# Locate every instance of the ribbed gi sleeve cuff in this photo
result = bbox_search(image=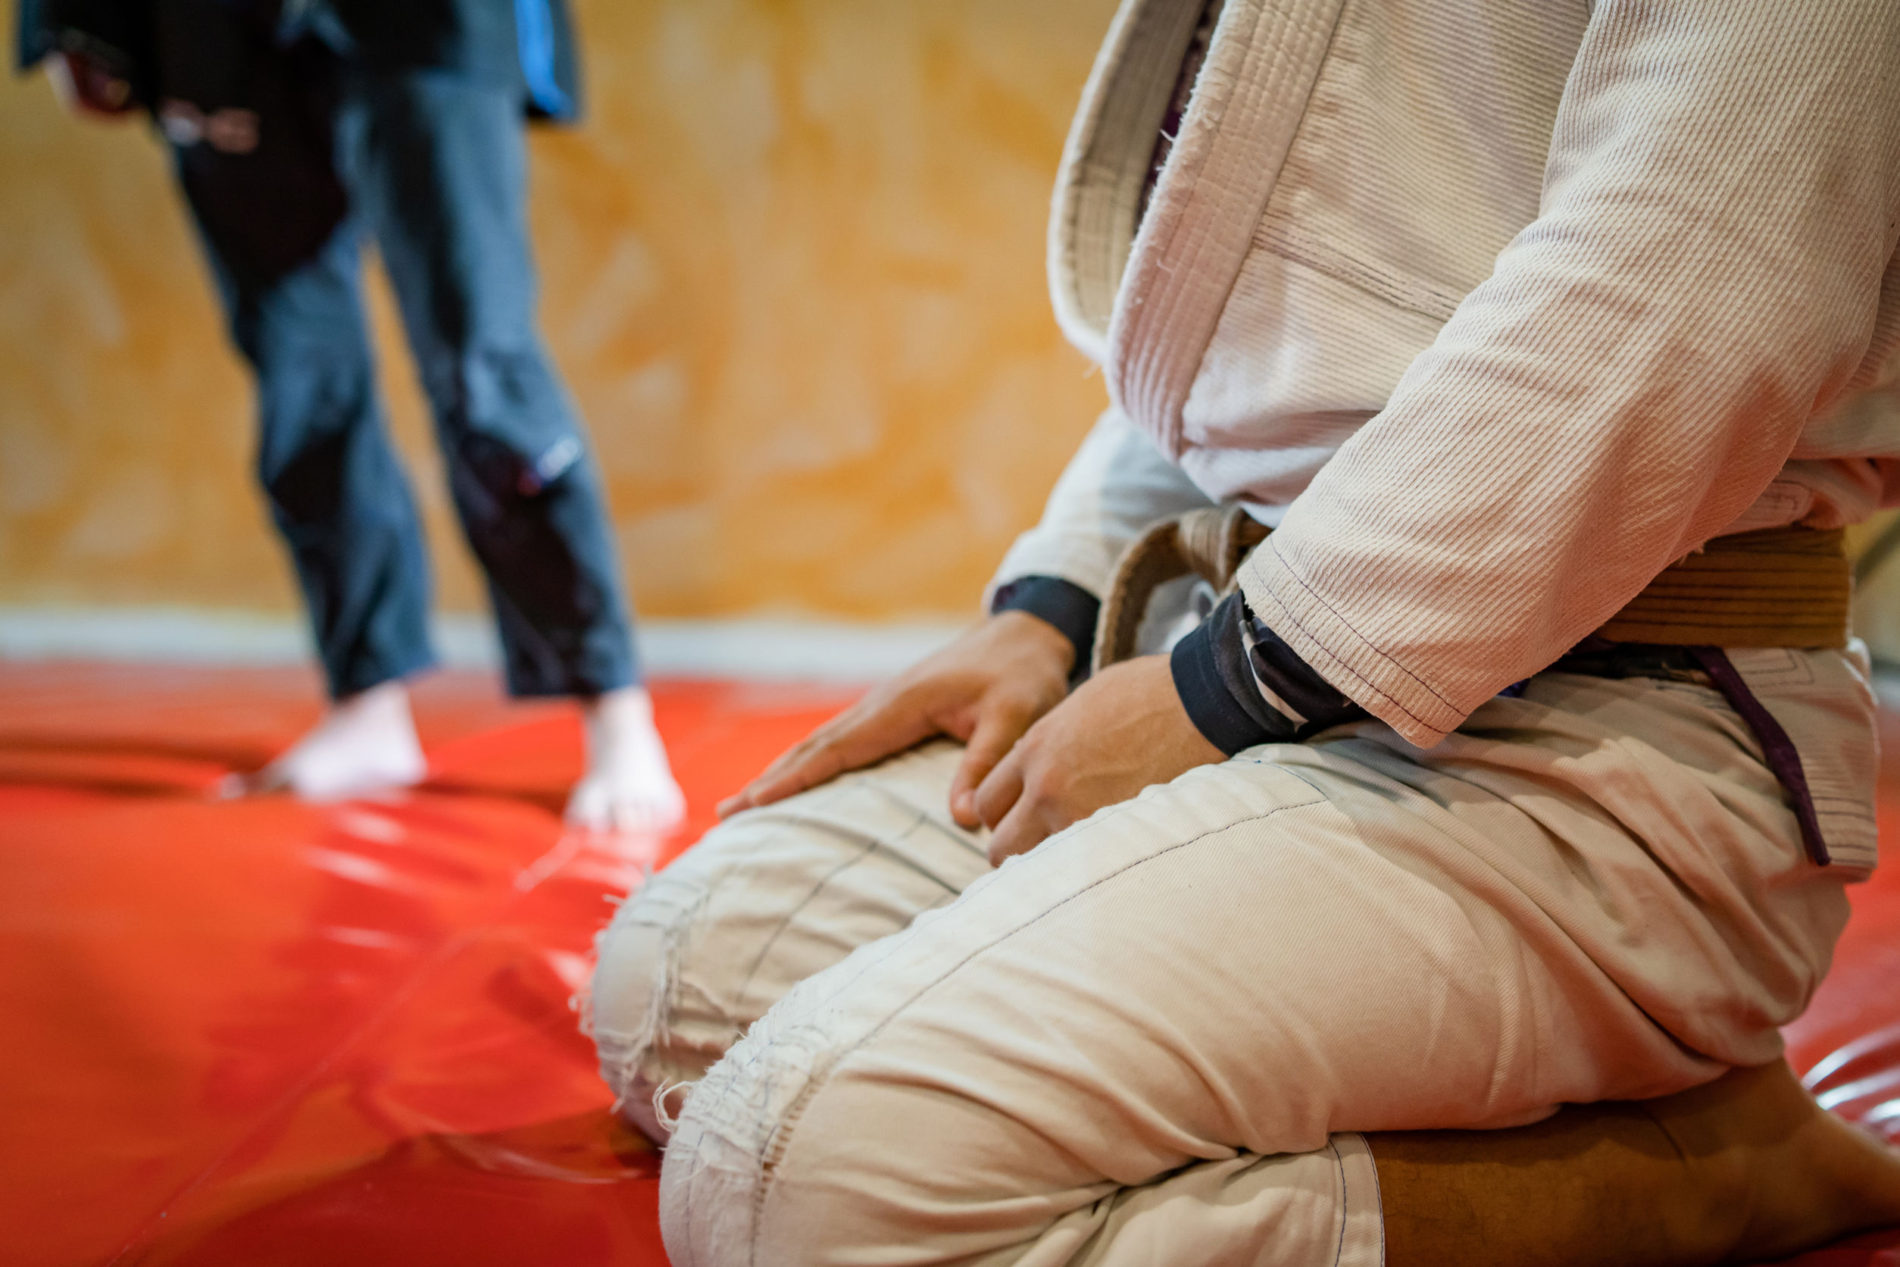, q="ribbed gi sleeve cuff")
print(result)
[1171,602,1286,755]
[1237,539,1463,746]
[989,575,1101,682]
[1172,592,1367,755]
